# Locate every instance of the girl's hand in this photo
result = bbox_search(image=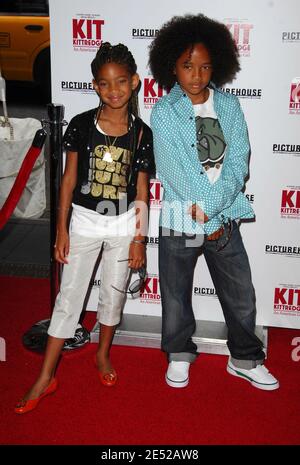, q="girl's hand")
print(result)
[128,242,146,270]
[188,204,209,223]
[54,230,70,264]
